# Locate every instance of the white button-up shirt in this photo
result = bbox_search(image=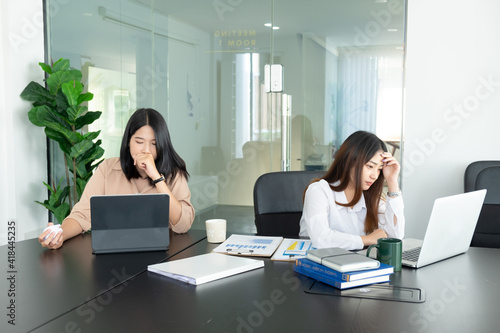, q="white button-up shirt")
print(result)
[299,179,405,250]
